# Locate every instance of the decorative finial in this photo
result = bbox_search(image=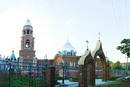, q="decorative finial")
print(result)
[86,40,89,50]
[67,36,69,42]
[12,50,14,53]
[67,36,69,43]
[44,54,47,59]
[106,51,109,62]
[106,51,107,56]
[98,32,101,40]
[25,19,31,25]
